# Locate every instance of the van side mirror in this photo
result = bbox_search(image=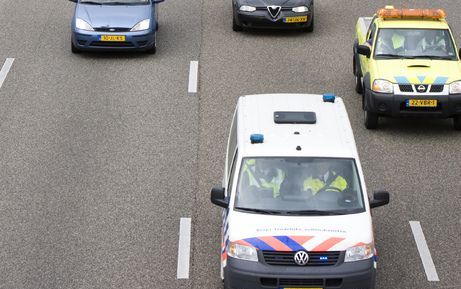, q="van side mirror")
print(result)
[211,187,229,208]
[370,190,390,208]
[357,45,371,58]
